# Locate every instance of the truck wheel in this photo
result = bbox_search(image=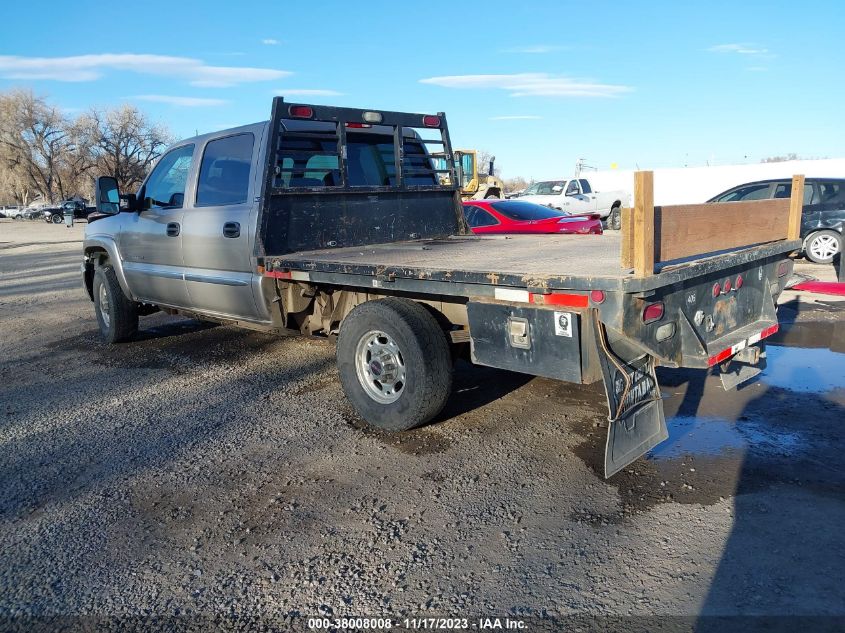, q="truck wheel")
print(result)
[51,214,63,224]
[337,297,452,431]
[93,265,138,343]
[608,205,622,231]
[805,230,841,264]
